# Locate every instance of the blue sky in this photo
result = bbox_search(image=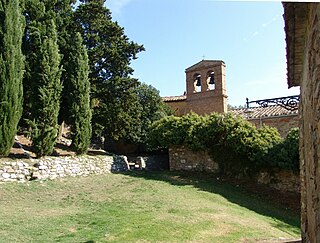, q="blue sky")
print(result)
[106,0,300,106]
